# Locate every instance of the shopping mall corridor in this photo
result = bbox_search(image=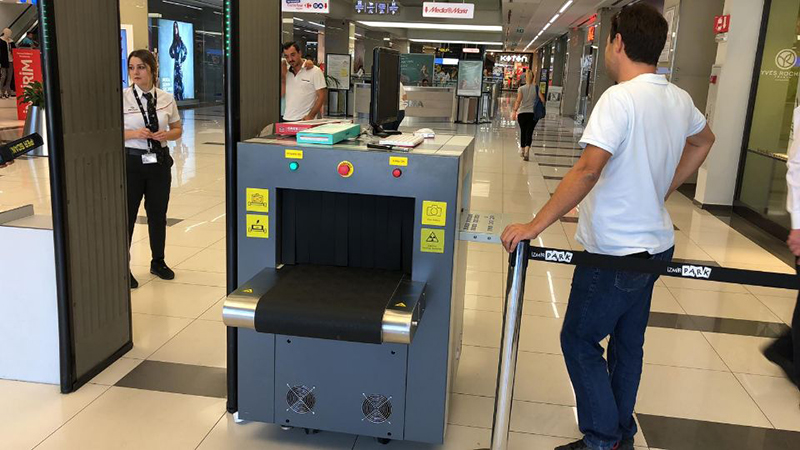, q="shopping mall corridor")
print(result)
[1,96,799,450]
